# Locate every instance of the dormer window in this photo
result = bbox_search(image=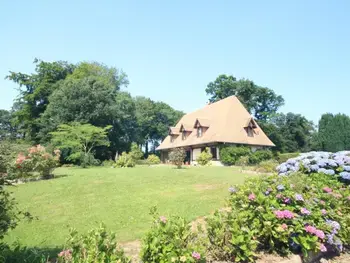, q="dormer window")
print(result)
[197,127,203,137]
[247,127,254,137]
[182,131,187,140]
[244,118,257,137]
[170,136,175,142]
